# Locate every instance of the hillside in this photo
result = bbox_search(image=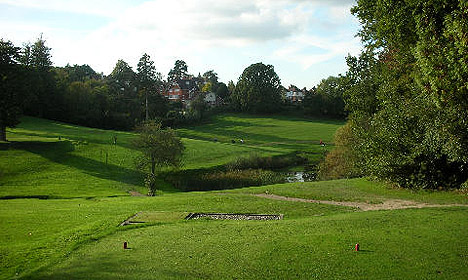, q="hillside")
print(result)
[0,116,466,279]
